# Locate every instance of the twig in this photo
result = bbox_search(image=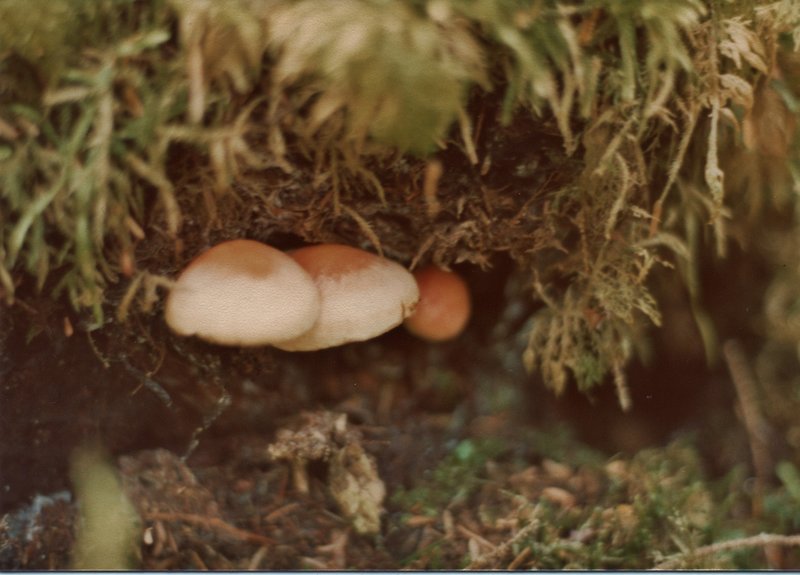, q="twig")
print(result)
[341,204,383,257]
[465,519,540,570]
[457,107,479,166]
[722,340,774,516]
[654,533,800,570]
[423,159,443,219]
[457,524,495,551]
[247,546,269,571]
[187,549,208,571]
[507,545,532,570]
[144,511,273,547]
[264,502,300,523]
[86,330,111,369]
[456,525,497,550]
[612,358,632,412]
